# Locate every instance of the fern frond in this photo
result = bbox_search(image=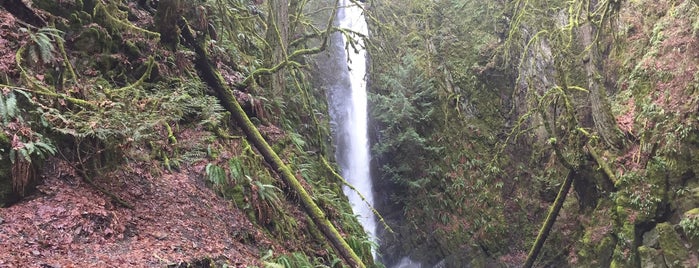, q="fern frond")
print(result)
[206,163,227,186]
[37,27,65,41]
[0,92,19,124]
